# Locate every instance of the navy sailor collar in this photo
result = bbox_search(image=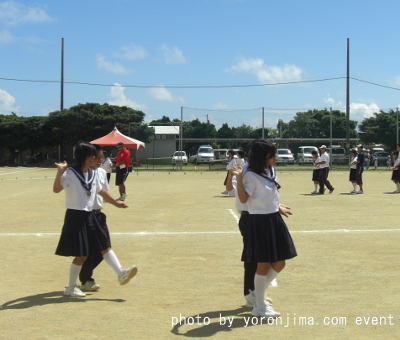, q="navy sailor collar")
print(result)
[69,165,96,196]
